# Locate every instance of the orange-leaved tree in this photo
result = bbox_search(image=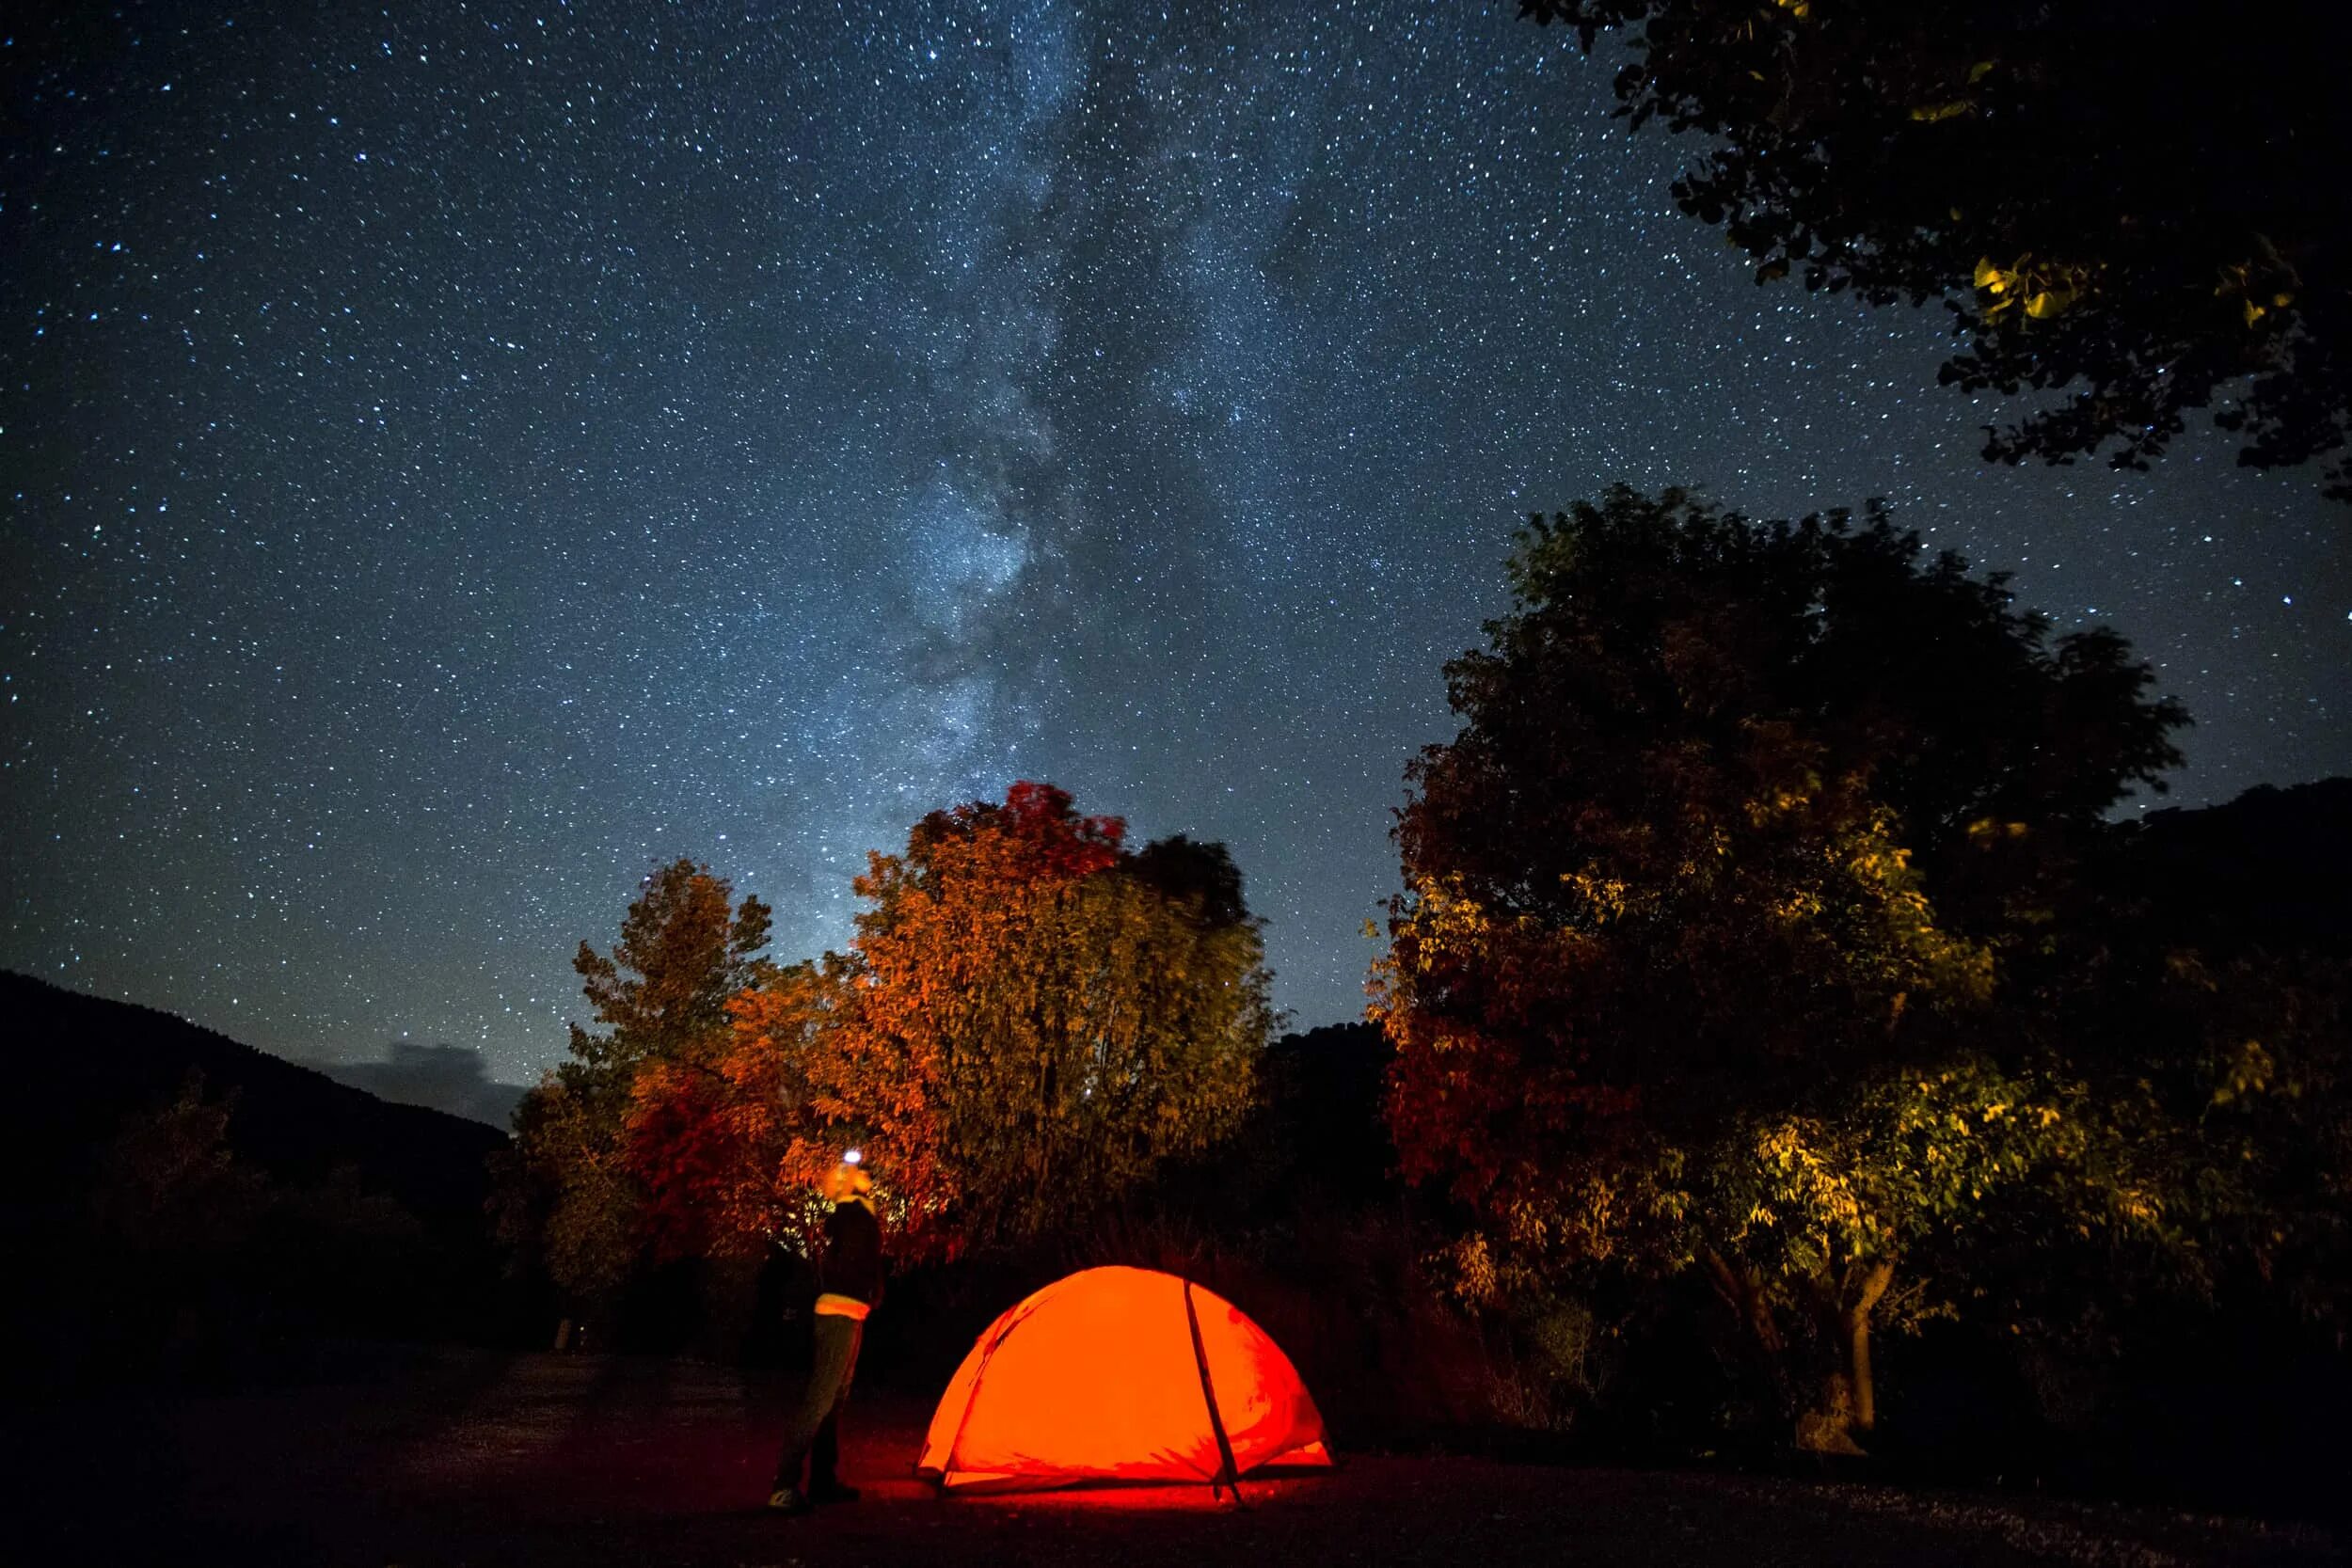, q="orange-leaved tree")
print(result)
[724,782,1275,1259]
[523,789,1275,1271]
[501,860,773,1295]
